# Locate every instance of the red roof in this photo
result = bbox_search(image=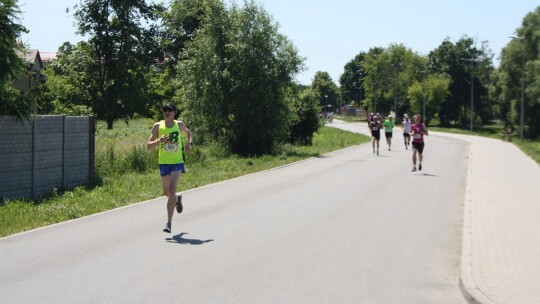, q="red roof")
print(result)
[40,52,57,62]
